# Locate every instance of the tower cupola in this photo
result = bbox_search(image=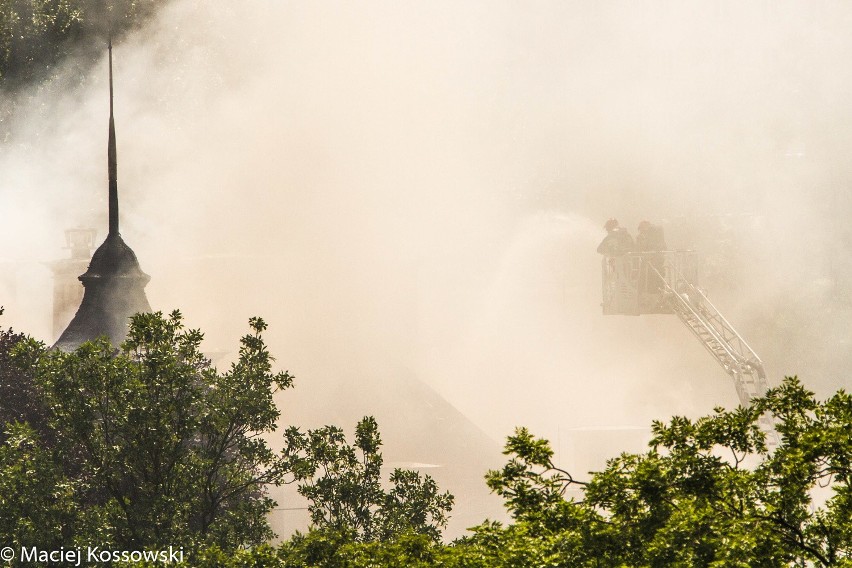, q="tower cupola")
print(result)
[53,44,151,351]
